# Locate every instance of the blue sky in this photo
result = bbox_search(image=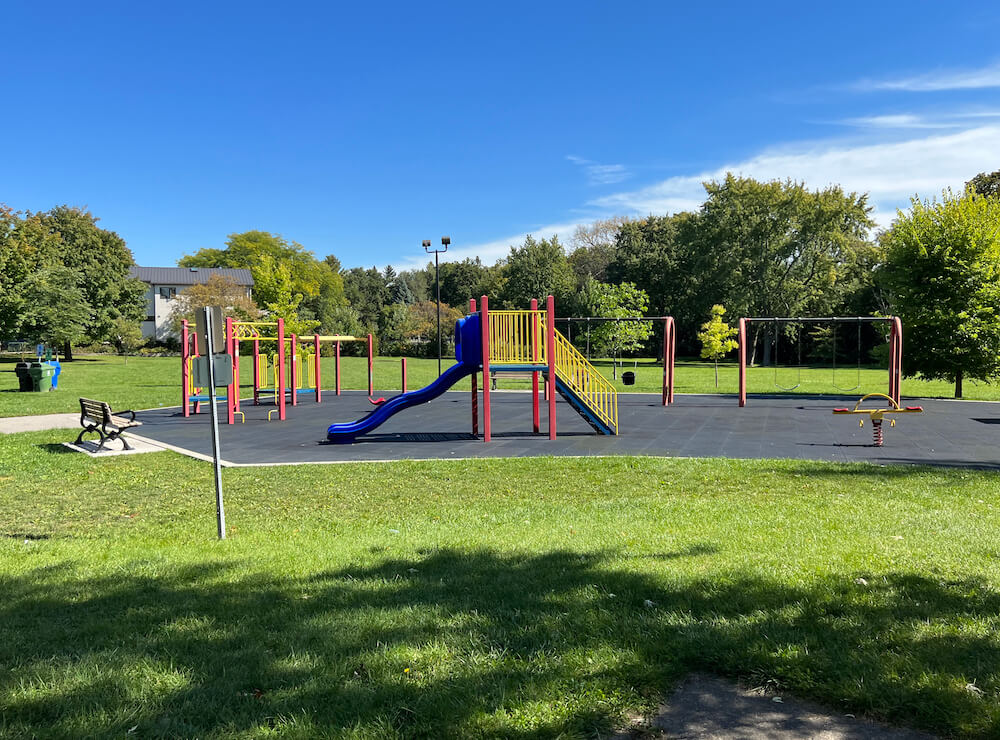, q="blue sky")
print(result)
[3,2,999,271]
